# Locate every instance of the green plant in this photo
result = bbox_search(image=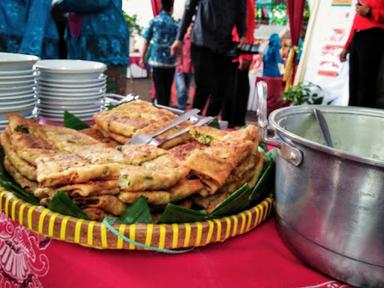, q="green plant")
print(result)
[282,82,323,105]
[123,12,143,37]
